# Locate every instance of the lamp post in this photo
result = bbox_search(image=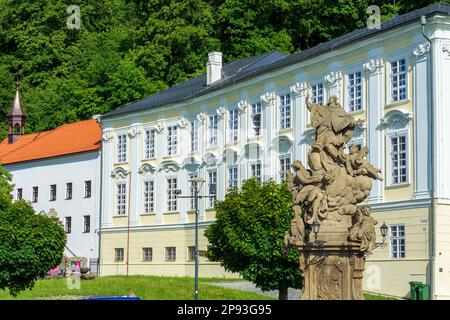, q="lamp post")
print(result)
[175,176,215,300]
